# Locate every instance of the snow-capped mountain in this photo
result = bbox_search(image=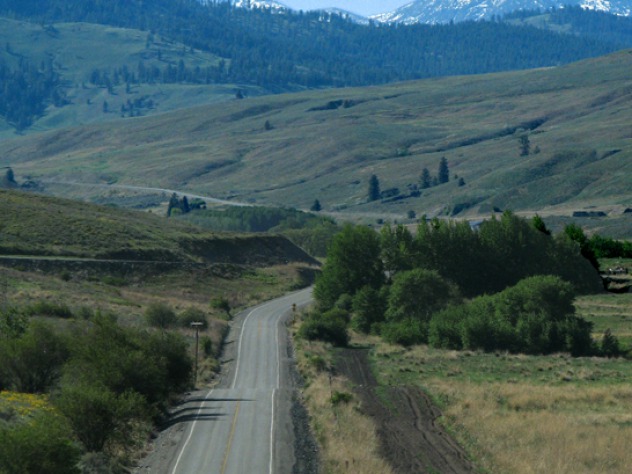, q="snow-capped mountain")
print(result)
[233,0,288,12]
[372,0,632,24]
